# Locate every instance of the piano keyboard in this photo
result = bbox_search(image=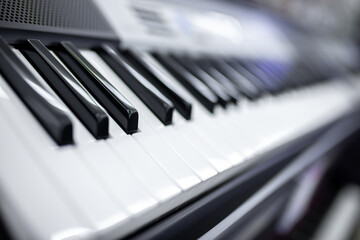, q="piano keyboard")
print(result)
[0,0,360,239]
